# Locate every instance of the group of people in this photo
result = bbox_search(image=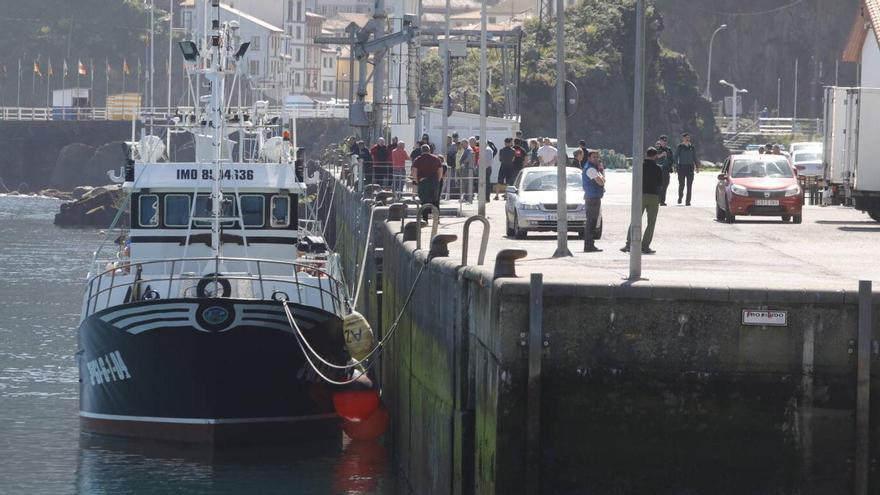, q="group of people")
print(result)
[580,132,700,254]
